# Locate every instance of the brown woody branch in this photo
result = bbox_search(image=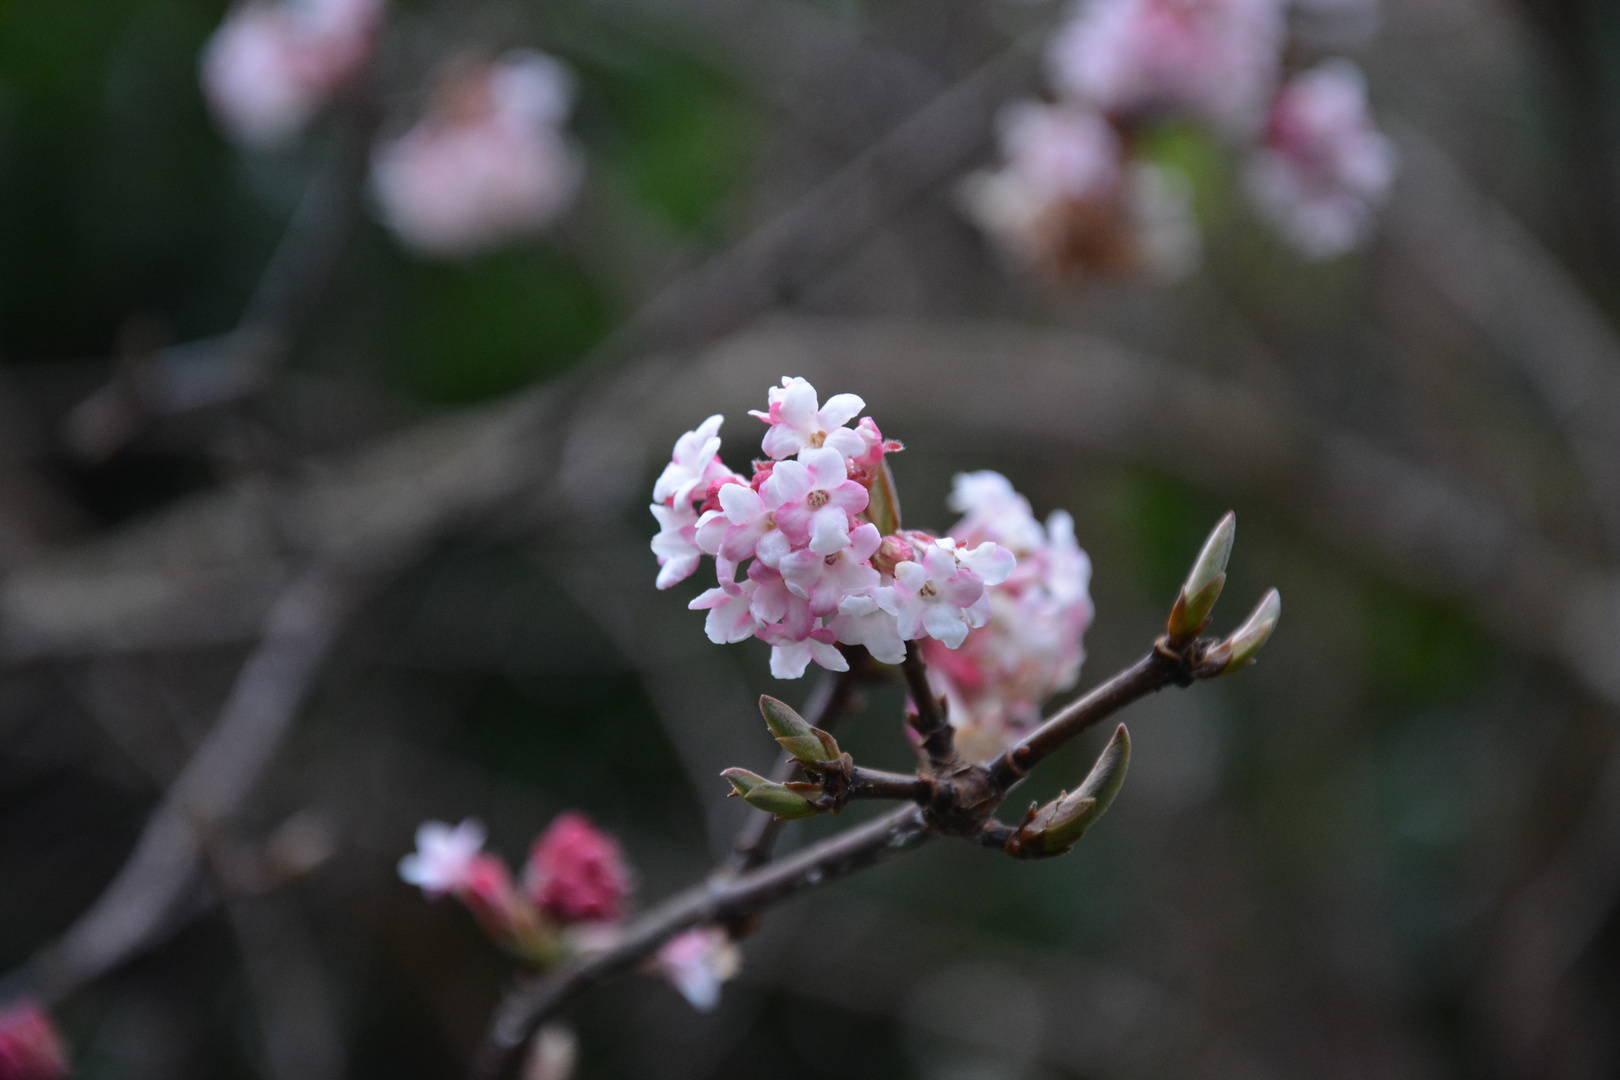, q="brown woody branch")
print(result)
[901,642,958,770]
[987,646,1185,792]
[473,629,1228,1079]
